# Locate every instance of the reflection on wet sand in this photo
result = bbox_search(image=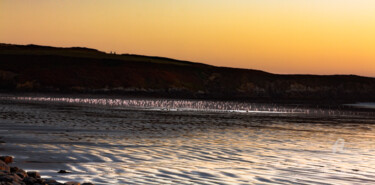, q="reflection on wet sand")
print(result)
[1,97,375,184]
